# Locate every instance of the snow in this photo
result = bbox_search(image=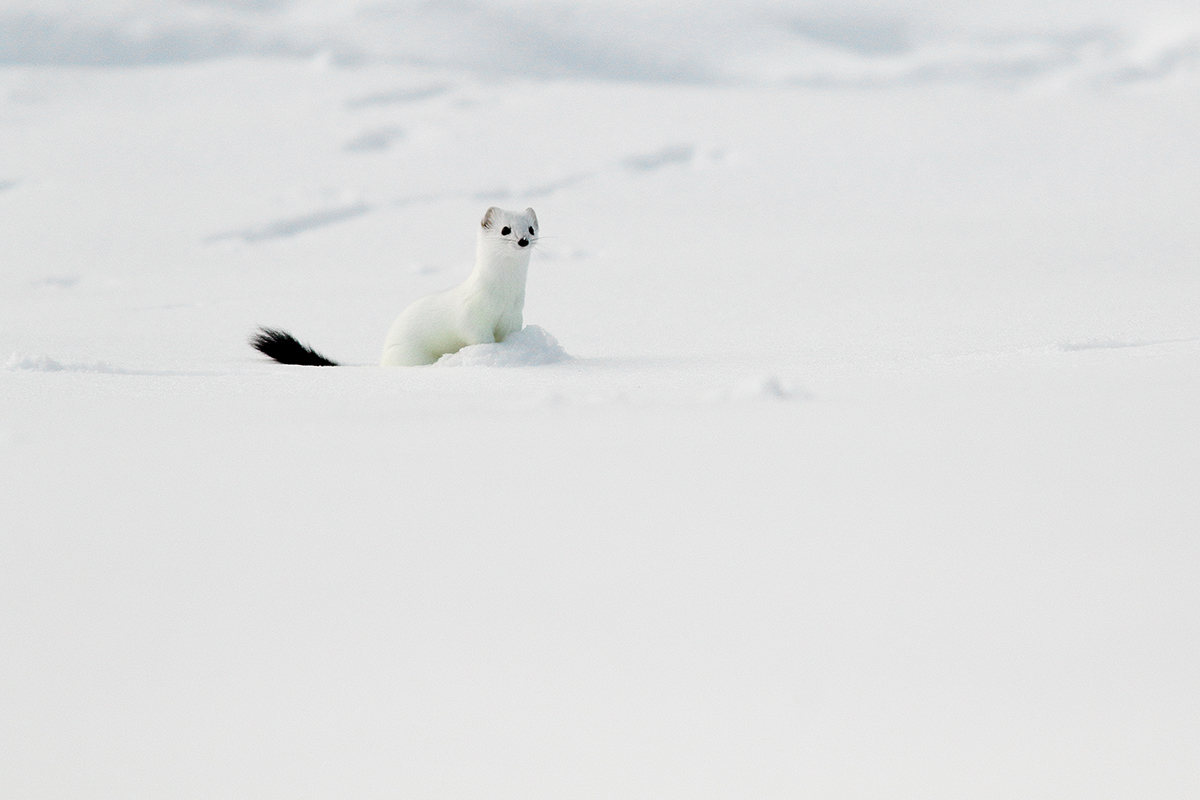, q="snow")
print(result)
[723,374,806,401]
[5,353,125,372]
[435,325,572,367]
[2,1,1200,798]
